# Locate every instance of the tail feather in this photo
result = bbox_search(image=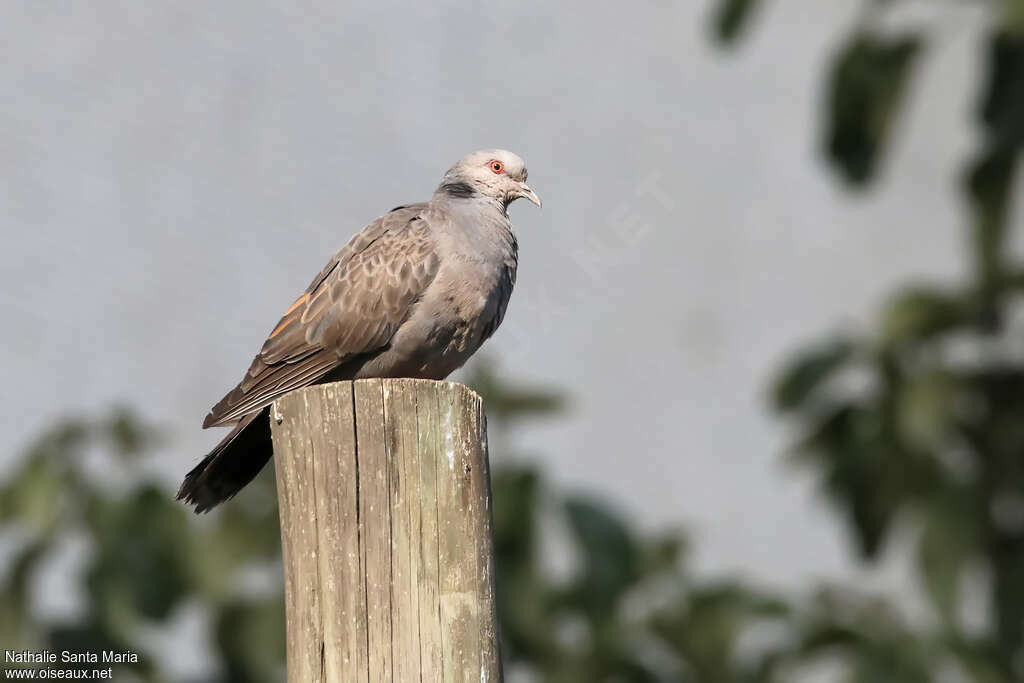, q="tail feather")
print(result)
[177,407,273,513]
